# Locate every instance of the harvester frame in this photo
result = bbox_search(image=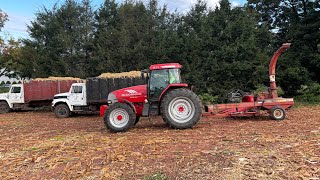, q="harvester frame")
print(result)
[202,43,294,120]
